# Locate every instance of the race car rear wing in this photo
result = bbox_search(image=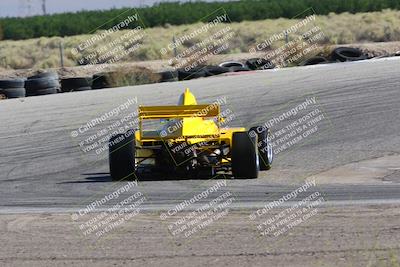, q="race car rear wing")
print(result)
[138,104,220,119]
